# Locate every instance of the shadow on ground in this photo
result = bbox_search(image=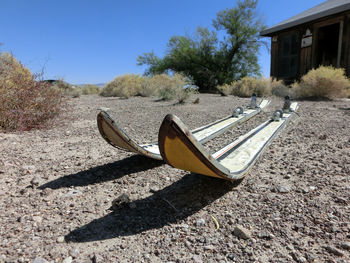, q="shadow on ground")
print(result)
[39,155,163,190]
[65,174,241,242]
